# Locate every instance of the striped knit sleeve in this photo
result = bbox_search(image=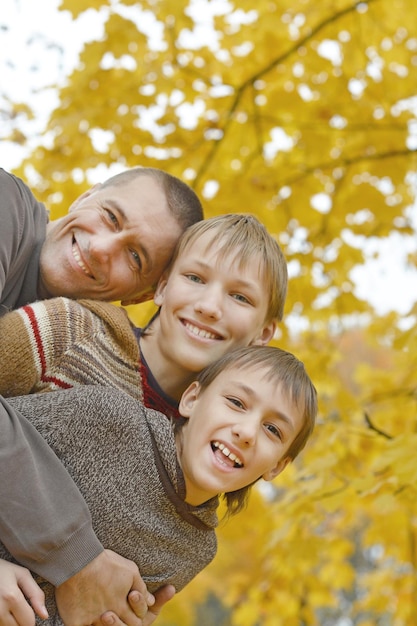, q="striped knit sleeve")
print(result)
[0,305,40,396]
[0,297,98,397]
